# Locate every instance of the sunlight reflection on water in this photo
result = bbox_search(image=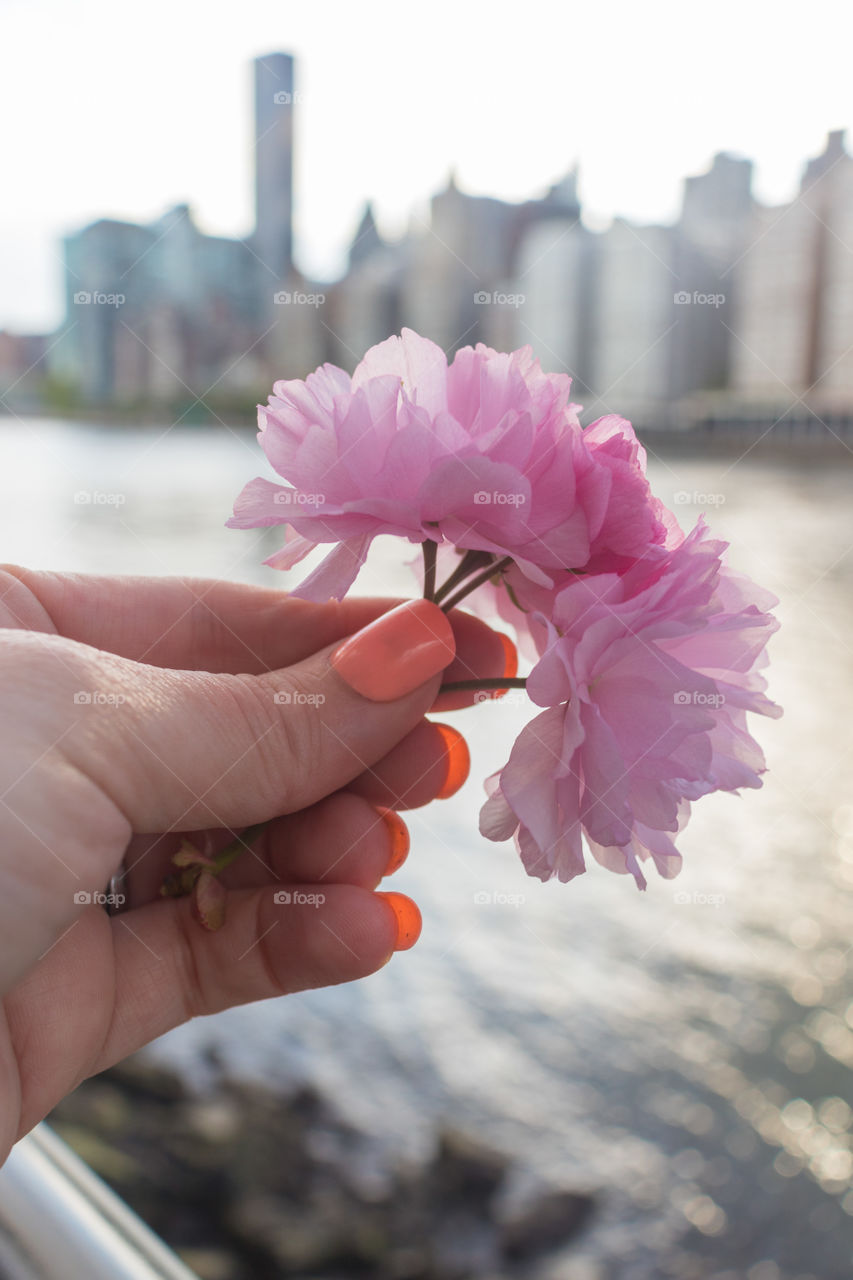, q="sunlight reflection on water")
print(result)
[3,419,852,1276]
